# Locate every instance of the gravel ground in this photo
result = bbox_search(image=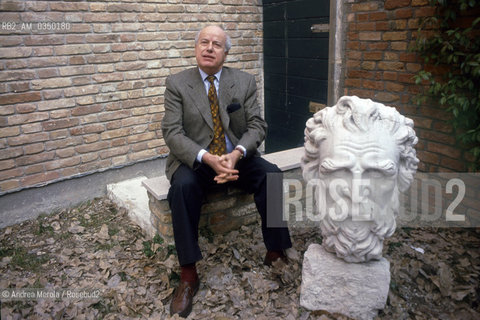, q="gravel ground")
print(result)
[0,197,479,319]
